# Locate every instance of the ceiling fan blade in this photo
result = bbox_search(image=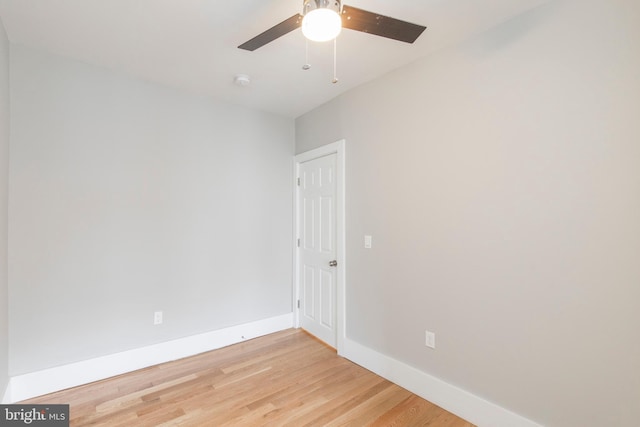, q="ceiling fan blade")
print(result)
[341,5,426,44]
[238,14,303,51]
